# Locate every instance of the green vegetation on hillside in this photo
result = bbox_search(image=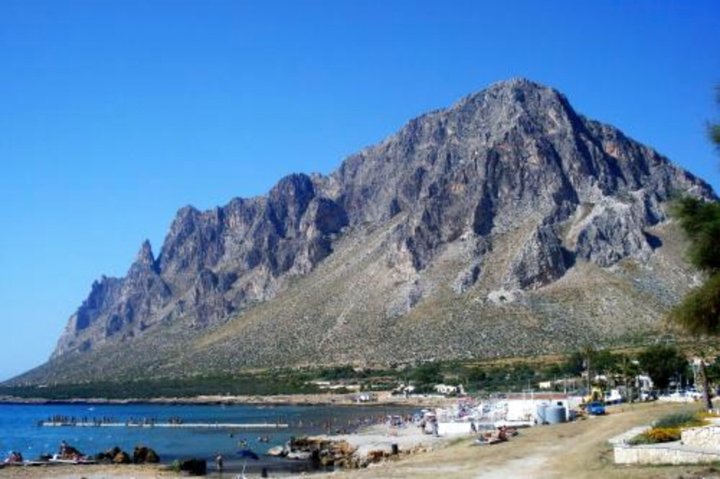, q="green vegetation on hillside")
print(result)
[0,371,321,400]
[2,342,716,400]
